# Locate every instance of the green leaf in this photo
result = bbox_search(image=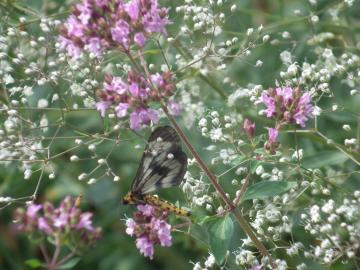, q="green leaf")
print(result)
[302,151,348,168]
[197,215,220,225]
[250,160,261,174]
[25,259,43,268]
[207,215,234,265]
[230,155,246,166]
[242,181,297,201]
[57,257,81,270]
